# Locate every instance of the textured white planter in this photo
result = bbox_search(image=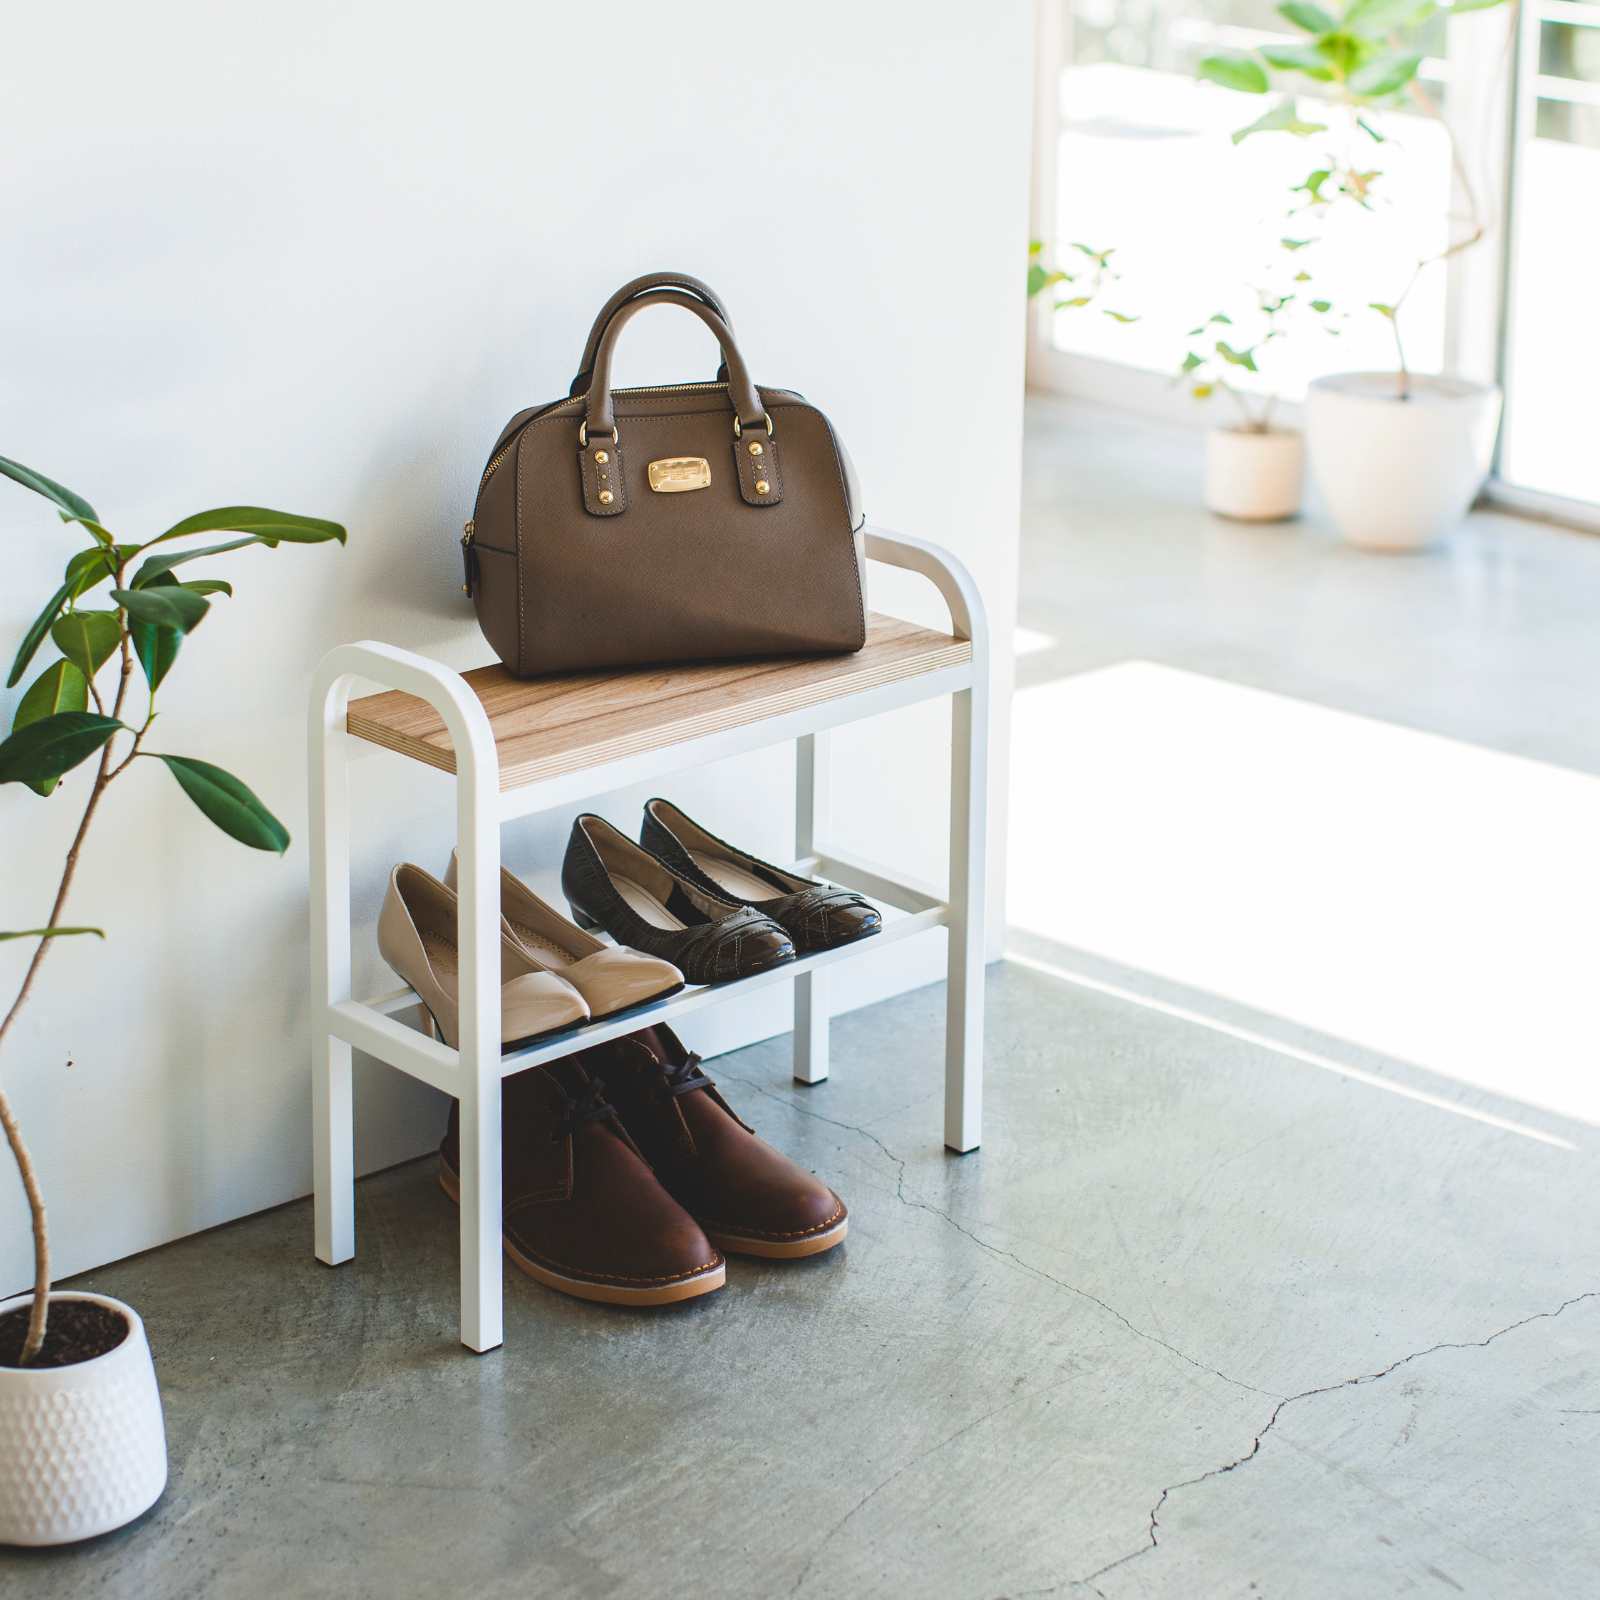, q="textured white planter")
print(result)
[1306,371,1502,551]
[1204,426,1304,522]
[0,1292,167,1545]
